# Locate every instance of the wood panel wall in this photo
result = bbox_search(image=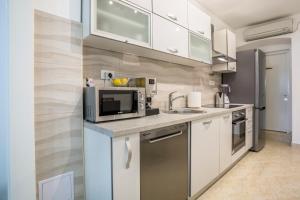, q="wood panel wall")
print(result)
[34,11,84,200]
